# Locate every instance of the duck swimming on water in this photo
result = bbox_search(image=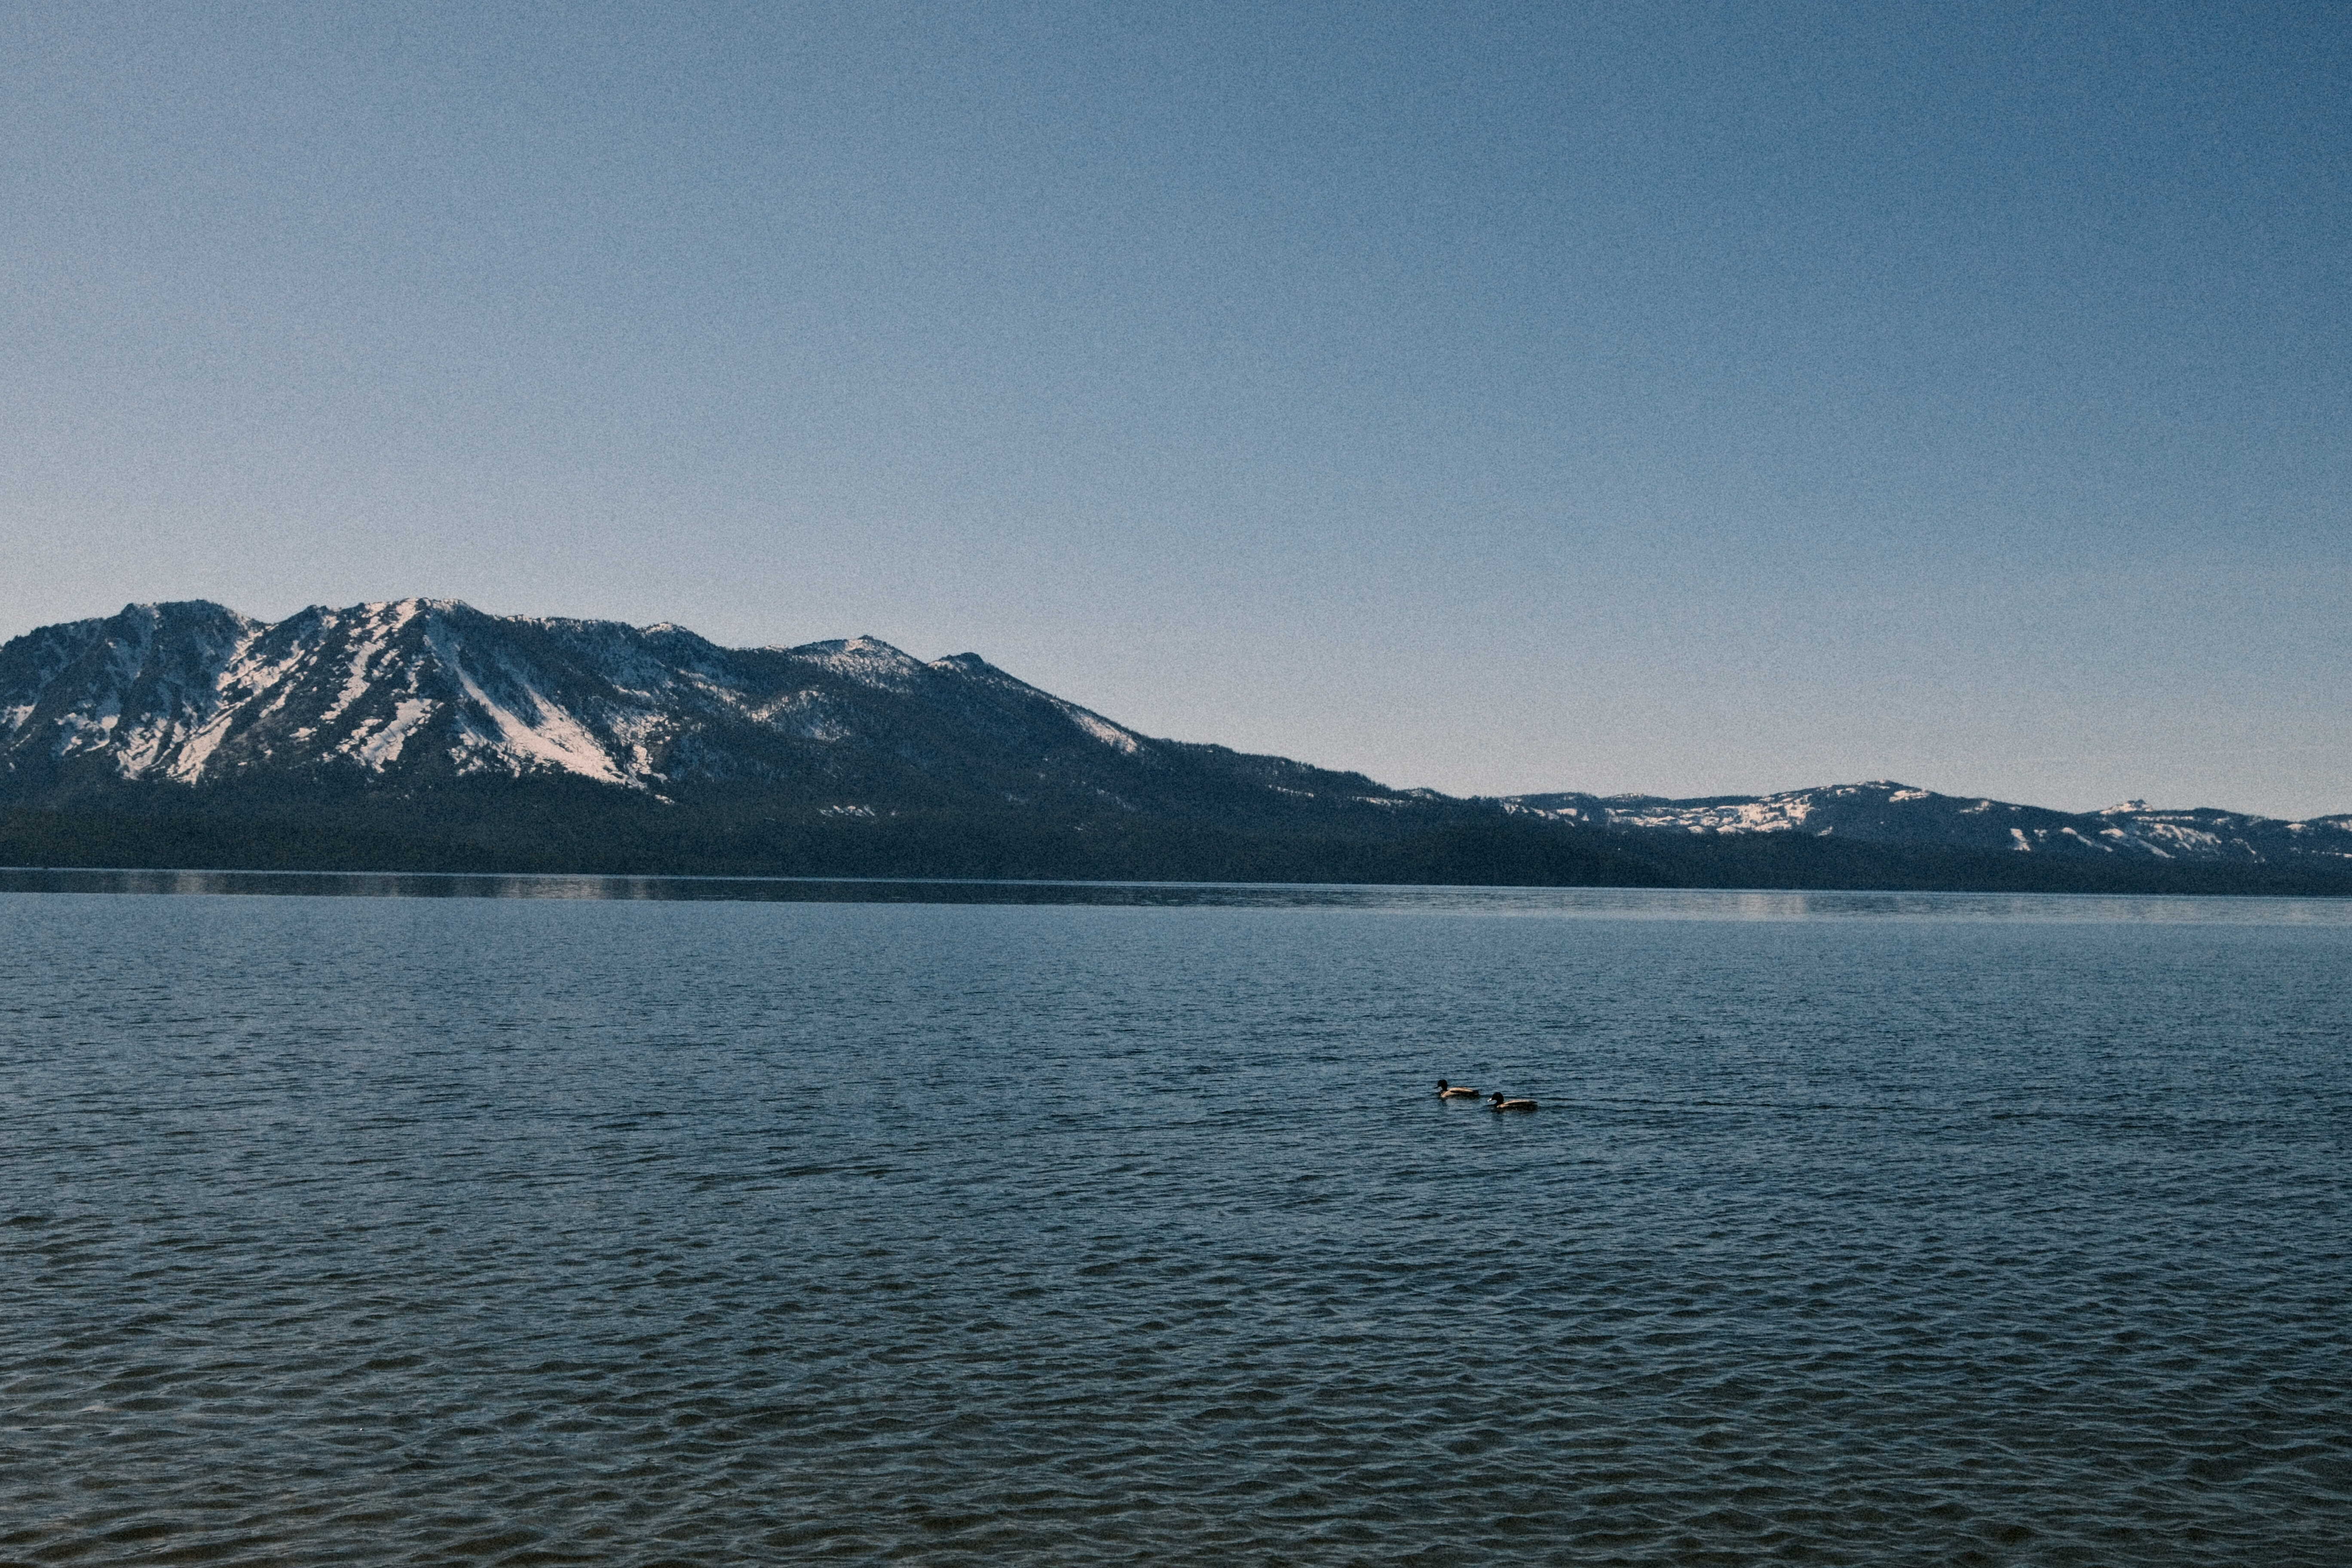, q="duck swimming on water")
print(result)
[1489,1091,1538,1112]
[1436,1080,1481,1099]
